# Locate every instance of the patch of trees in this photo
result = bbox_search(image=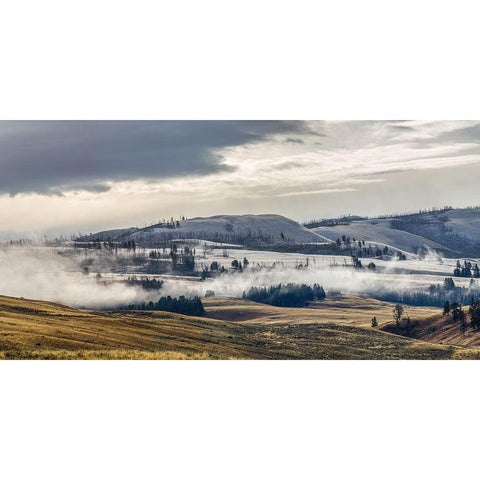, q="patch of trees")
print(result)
[371,277,480,308]
[331,237,398,259]
[443,299,480,335]
[303,215,366,229]
[145,261,170,274]
[121,295,205,316]
[126,276,164,290]
[242,283,326,308]
[170,243,196,273]
[120,240,137,251]
[151,217,182,229]
[231,259,243,270]
[351,256,363,269]
[453,260,480,278]
[230,257,249,270]
[469,300,480,330]
[392,304,411,329]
